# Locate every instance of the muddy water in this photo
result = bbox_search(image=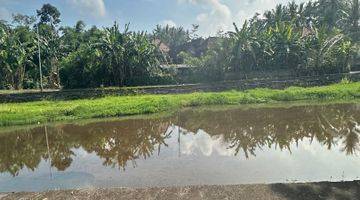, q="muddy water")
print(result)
[0,103,360,192]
